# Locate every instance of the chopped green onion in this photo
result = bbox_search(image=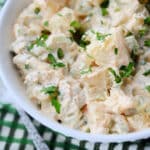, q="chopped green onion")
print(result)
[119,62,134,78]
[80,67,92,75]
[41,86,59,95]
[44,21,49,27]
[34,7,40,15]
[143,69,150,76]
[96,32,109,41]
[144,40,150,47]
[109,68,122,83]
[69,29,75,34]
[27,43,35,51]
[100,0,109,8]
[48,53,65,68]
[48,53,57,64]
[130,49,138,66]
[109,62,134,84]
[114,48,118,55]
[70,21,90,49]
[70,20,81,29]
[139,28,148,37]
[25,64,30,70]
[145,85,150,92]
[57,48,64,59]
[79,39,90,49]
[35,34,48,47]
[144,17,150,25]
[51,98,61,114]
[69,22,86,48]
[101,8,109,16]
[41,86,61,113]
[54,62,65,68]
[27,30,50,51]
